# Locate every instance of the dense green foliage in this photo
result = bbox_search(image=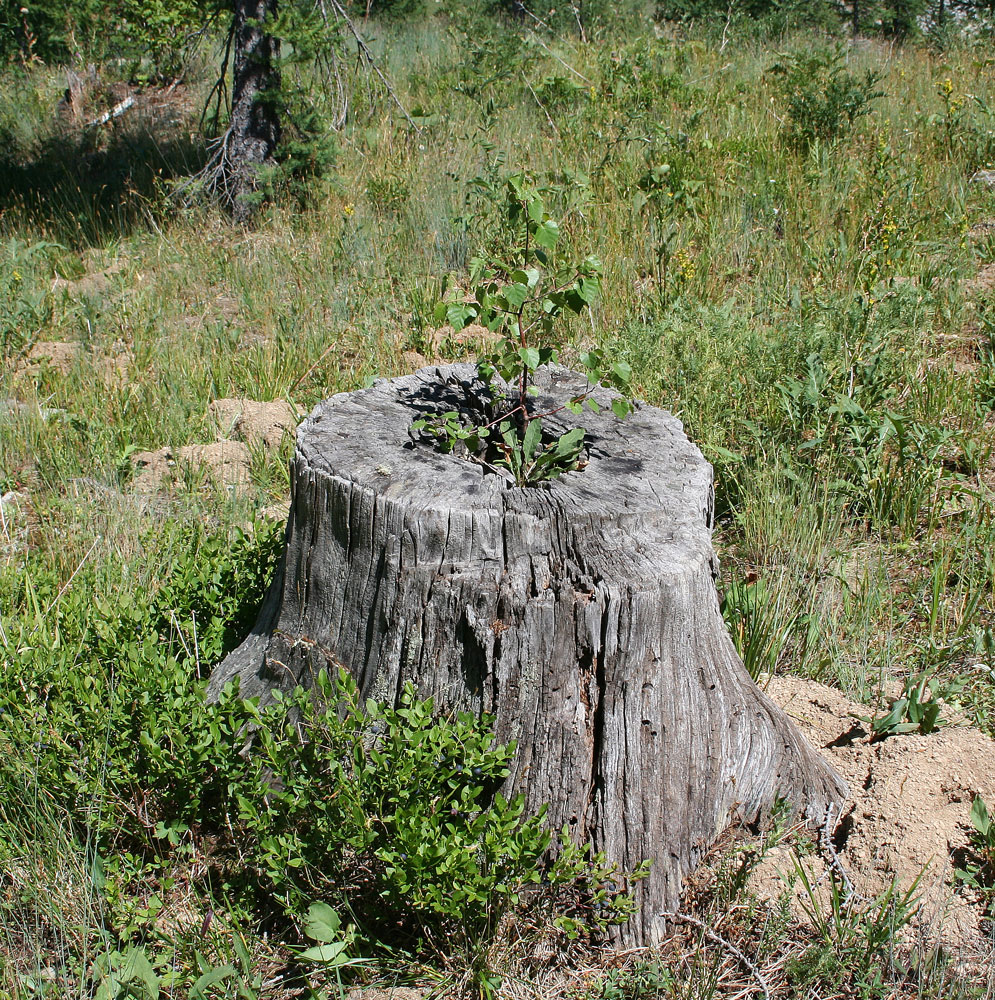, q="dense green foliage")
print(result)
[2,0,214,73]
